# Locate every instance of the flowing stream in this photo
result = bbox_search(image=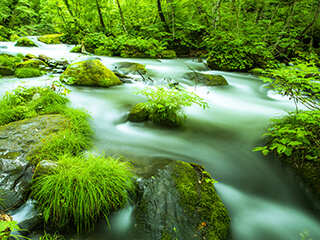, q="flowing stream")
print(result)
[1,38,320,240]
